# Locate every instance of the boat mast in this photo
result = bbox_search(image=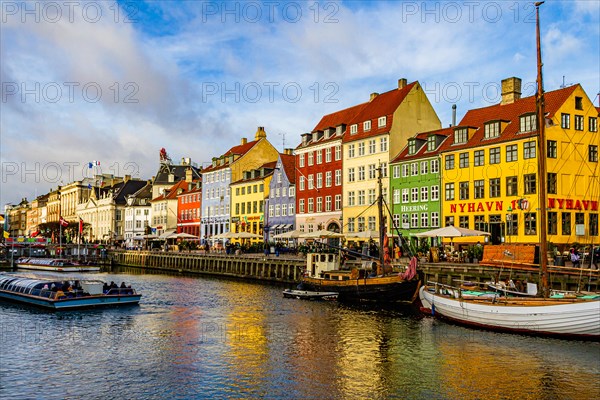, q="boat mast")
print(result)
[378,164,385,268]
[535,1,549,297]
